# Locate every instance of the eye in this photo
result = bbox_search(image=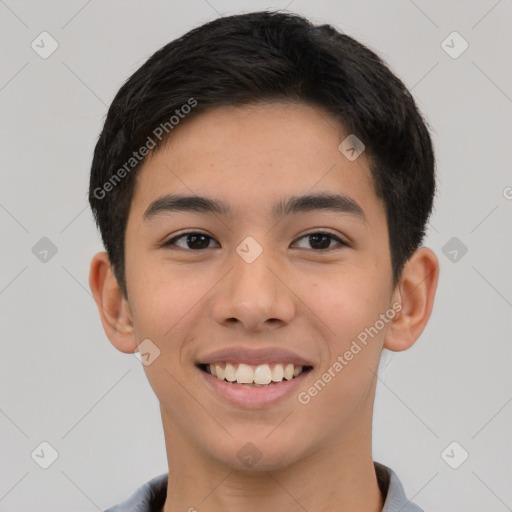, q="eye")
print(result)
[161,231,348,251]
[292,232,348,251]
[162,232,219,250]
